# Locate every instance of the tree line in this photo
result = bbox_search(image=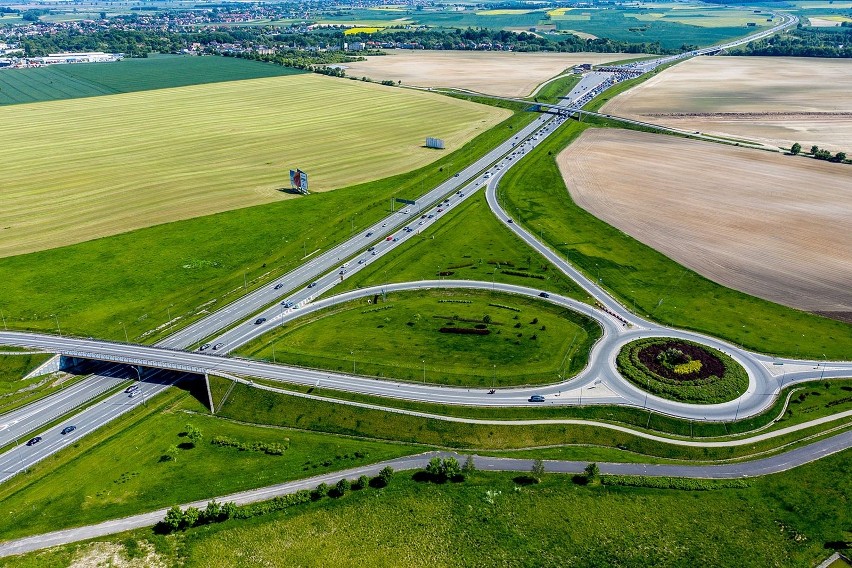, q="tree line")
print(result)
[730,26,852,58]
